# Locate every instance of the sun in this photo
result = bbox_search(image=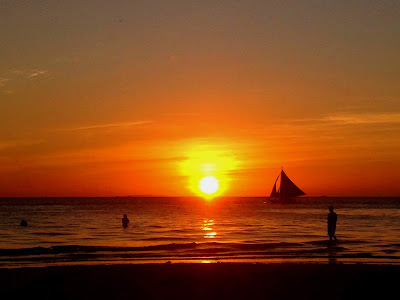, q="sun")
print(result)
[180,143,239,198]
[199,176,219,195]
